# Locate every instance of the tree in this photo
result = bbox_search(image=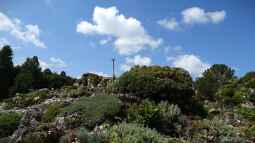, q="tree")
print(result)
[0,45,14,98]
[12,56,43,93]
[196,64,235,100]
[238,71,255,88]
[114,66,196,112]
